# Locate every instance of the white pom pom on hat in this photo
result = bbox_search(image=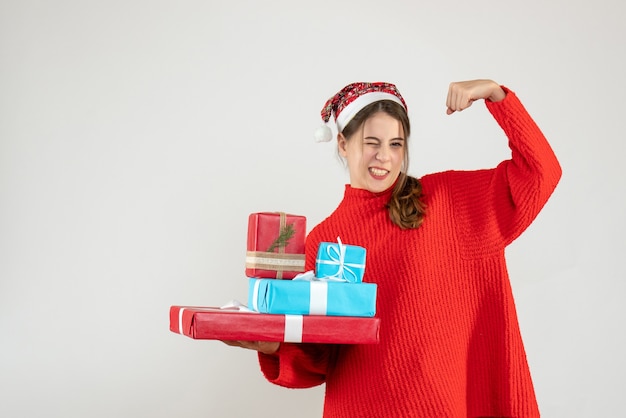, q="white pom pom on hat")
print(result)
[314,125,333,142]
[314,82,408,143]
